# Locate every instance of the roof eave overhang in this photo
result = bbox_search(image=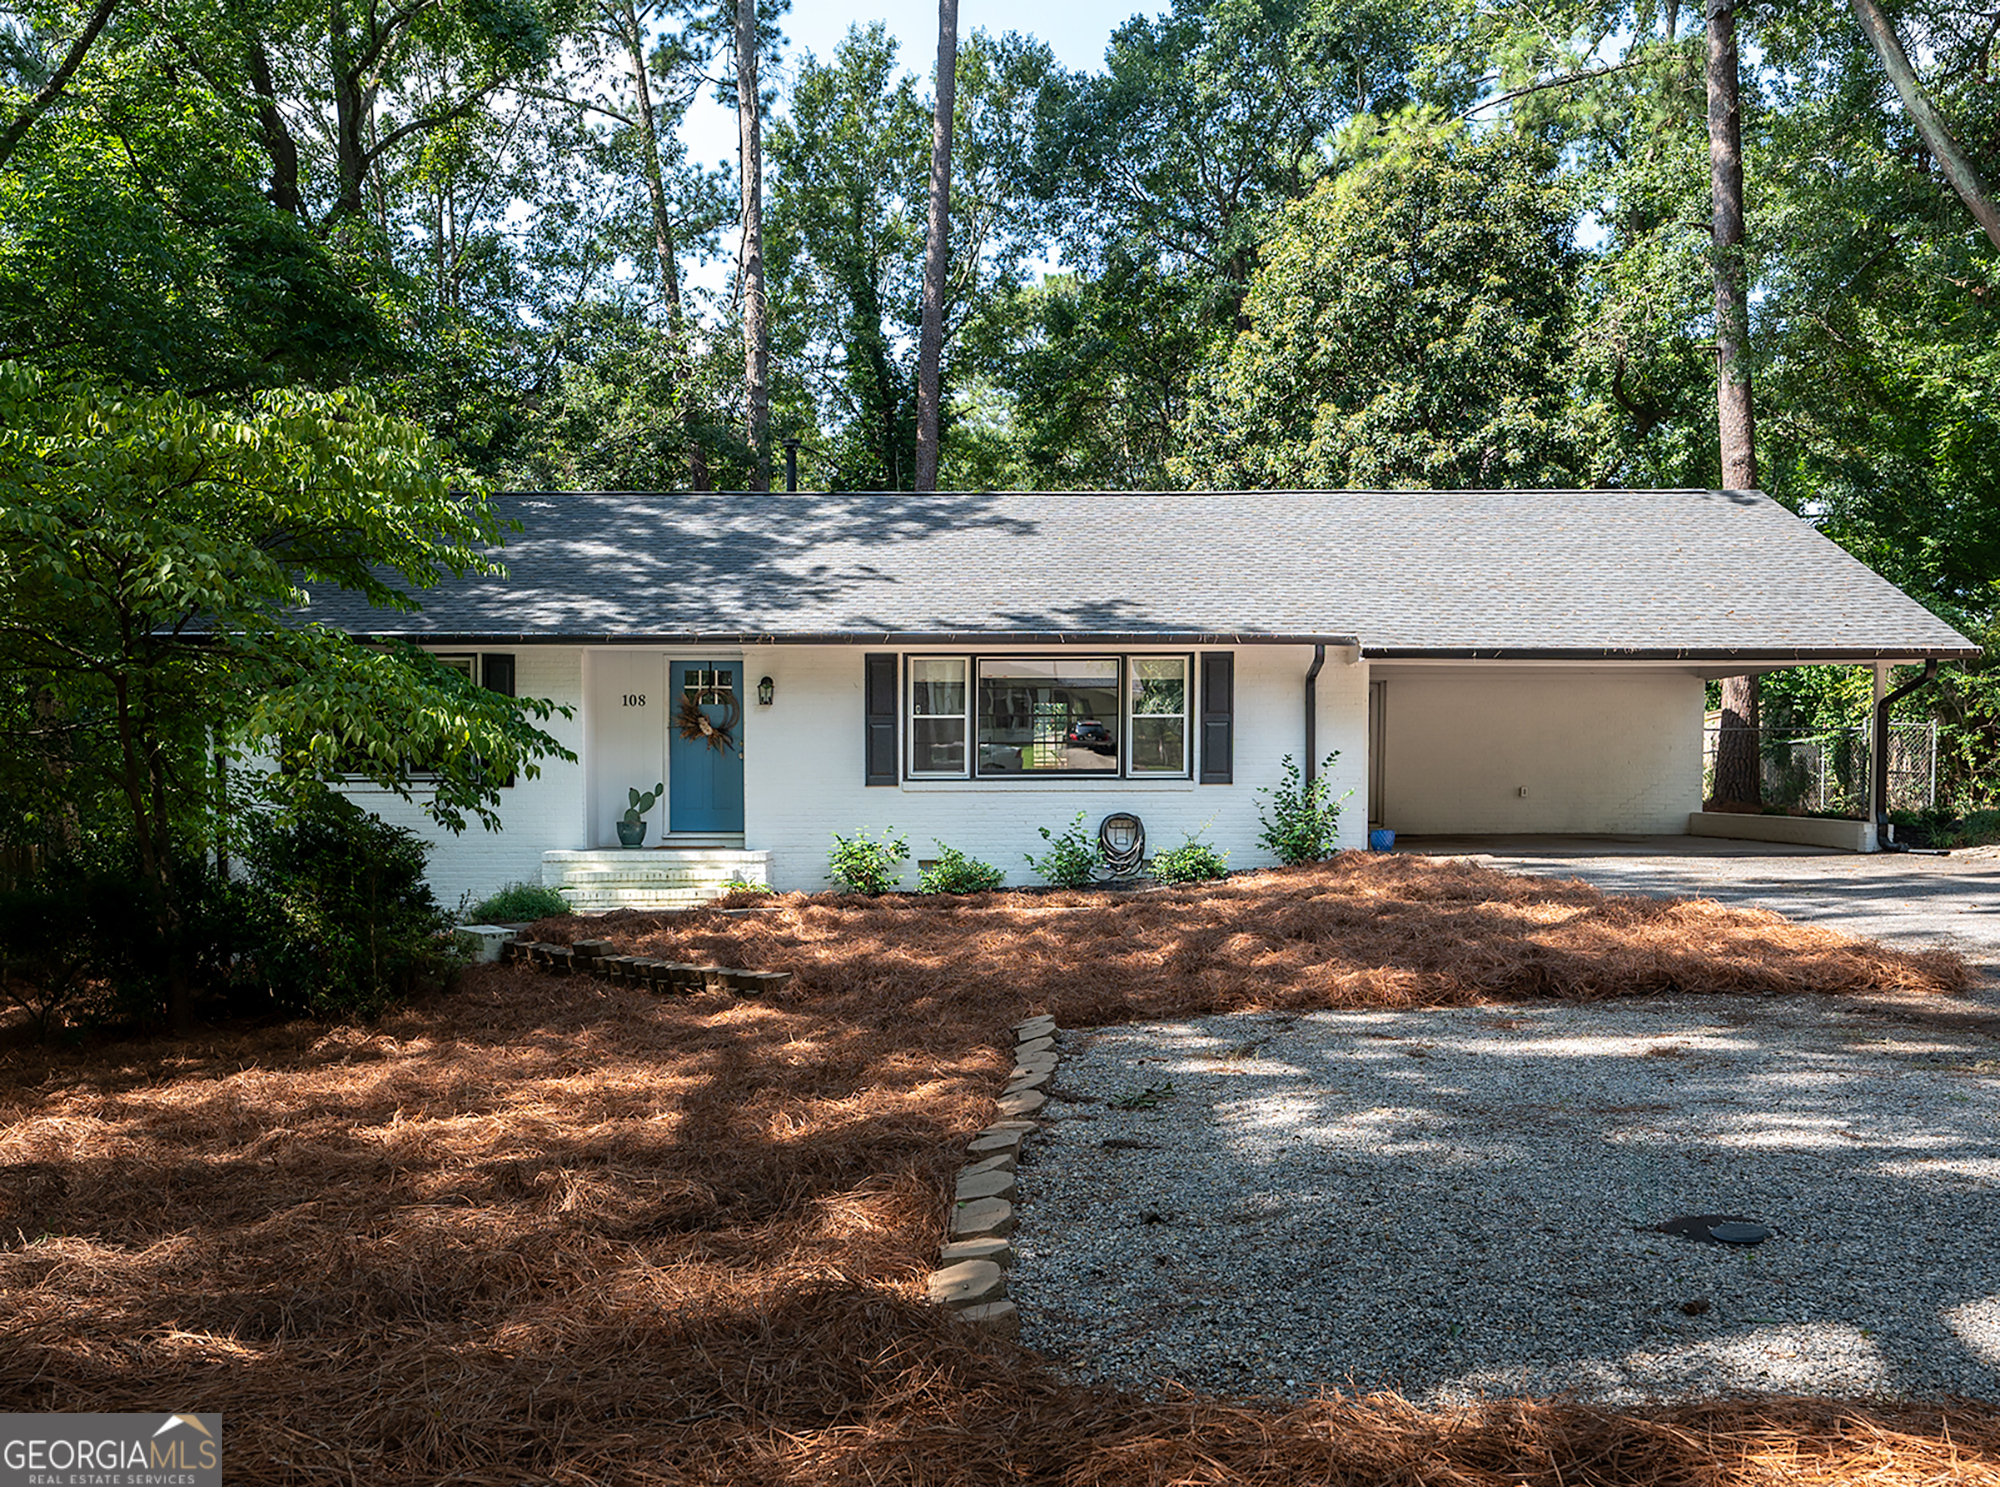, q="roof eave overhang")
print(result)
[331,630,1980,663]
[1360,645,1981,662]
[340,629,1367,648]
